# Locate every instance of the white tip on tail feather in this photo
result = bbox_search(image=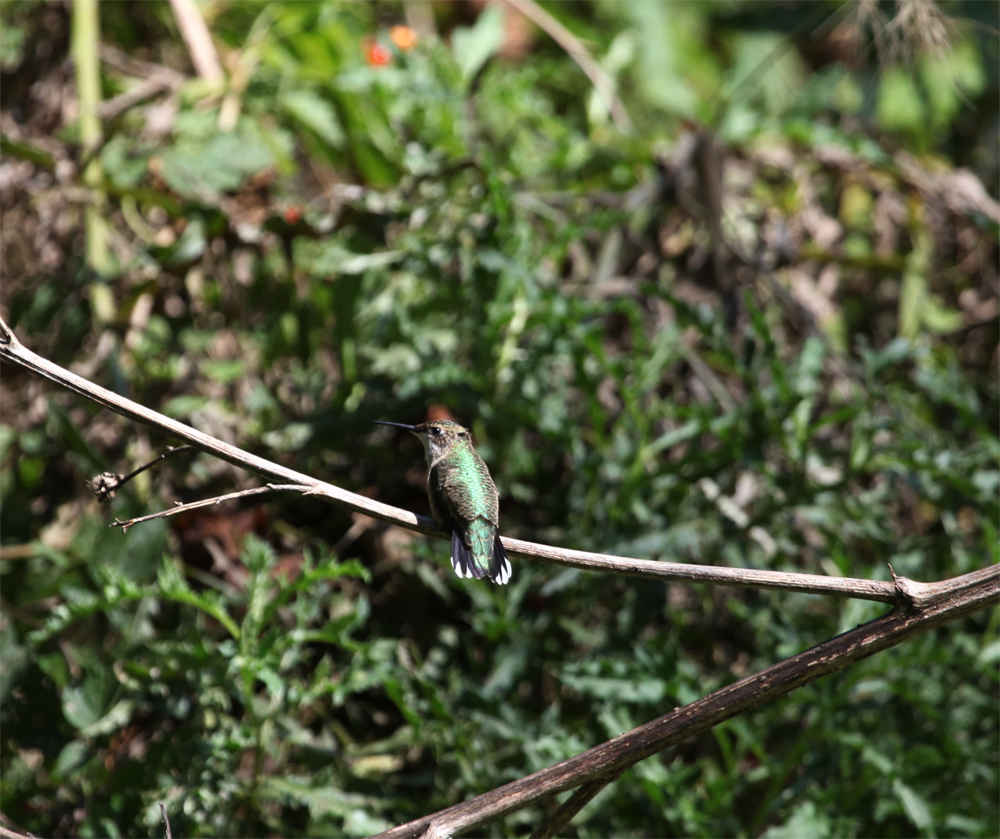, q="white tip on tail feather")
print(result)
[493,556,512,585]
